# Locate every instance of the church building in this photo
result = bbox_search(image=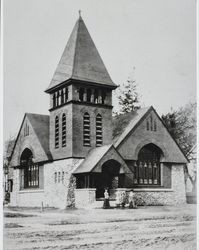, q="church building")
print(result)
[9,16,188,208]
